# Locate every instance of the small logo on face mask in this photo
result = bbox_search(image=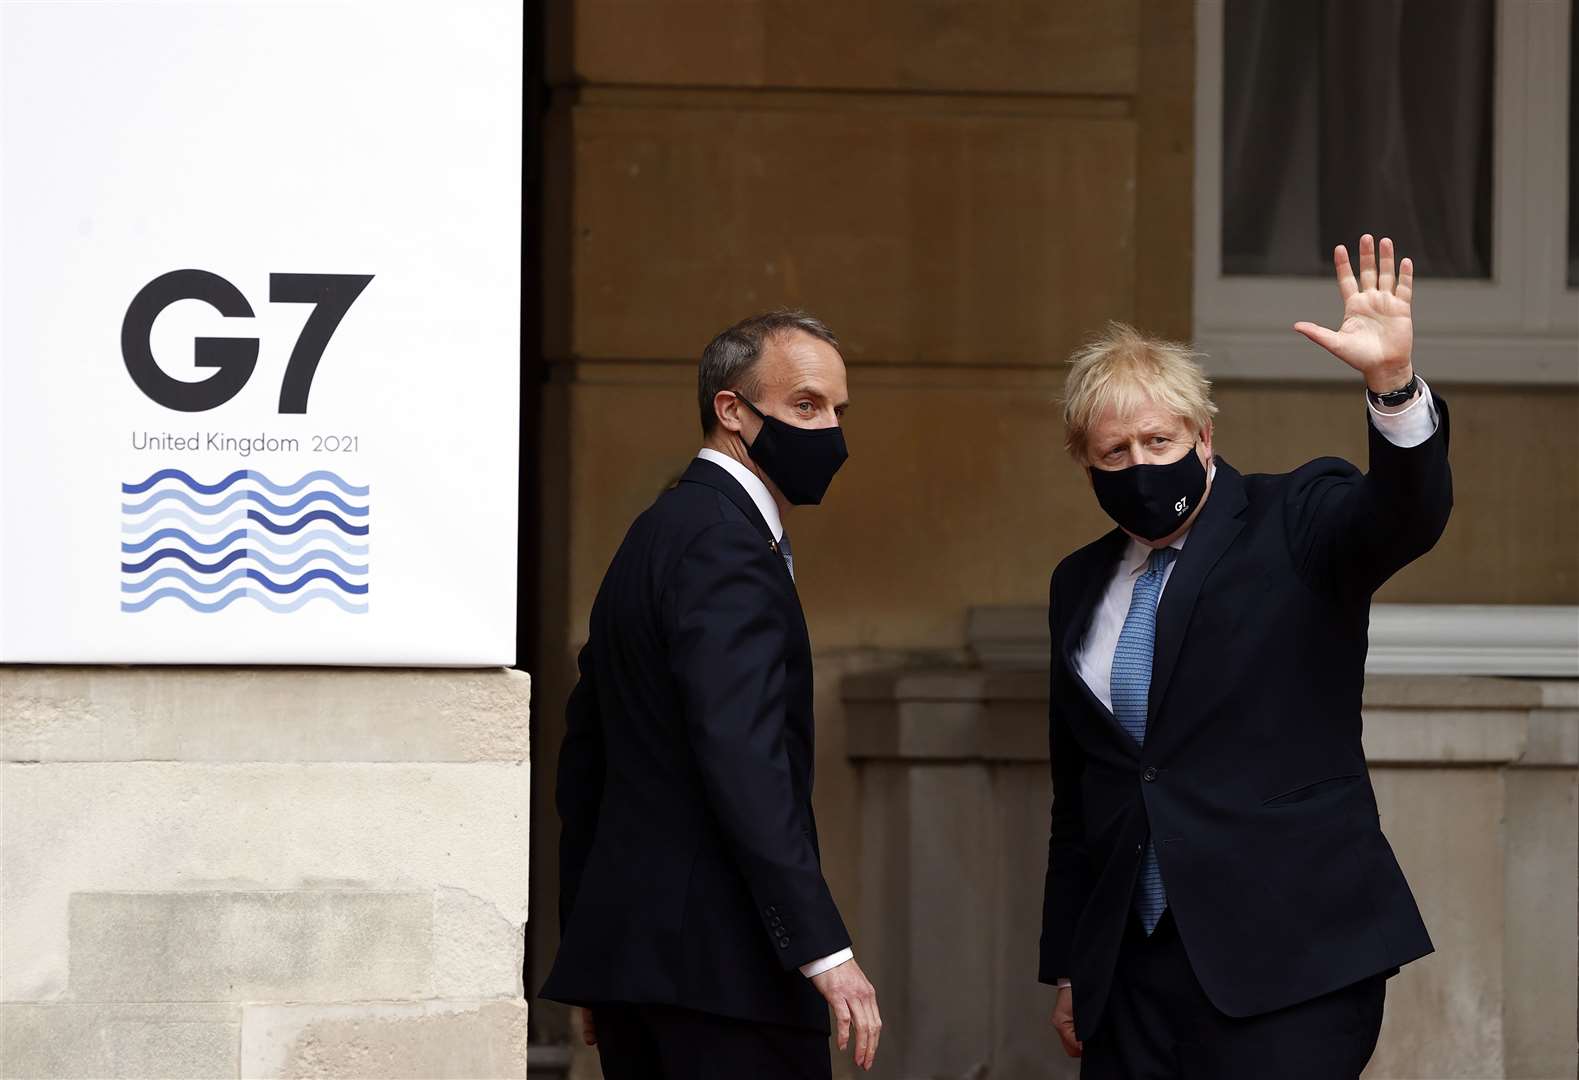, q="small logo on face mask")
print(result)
[1174,496,1189,515]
